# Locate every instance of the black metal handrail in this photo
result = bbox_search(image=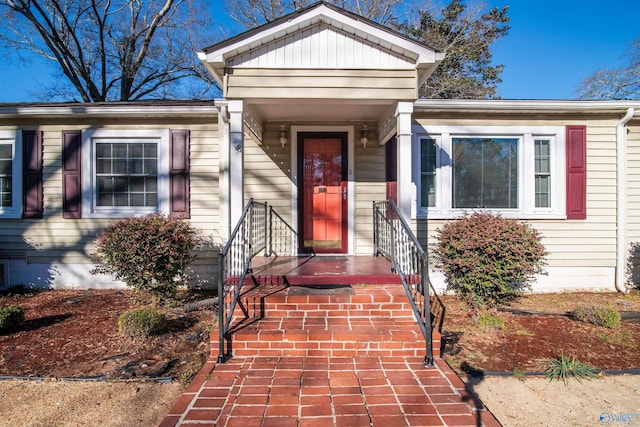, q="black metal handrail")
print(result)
[217,199,267,363]
[373,199,434,366]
